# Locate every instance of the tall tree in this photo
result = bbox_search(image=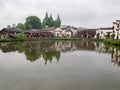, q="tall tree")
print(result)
[25,16,42,29]
[45,14,54,27]
[57,15,61,26]
[53,15,61,27]
[42,12,49,28]
[49,14,54,27]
